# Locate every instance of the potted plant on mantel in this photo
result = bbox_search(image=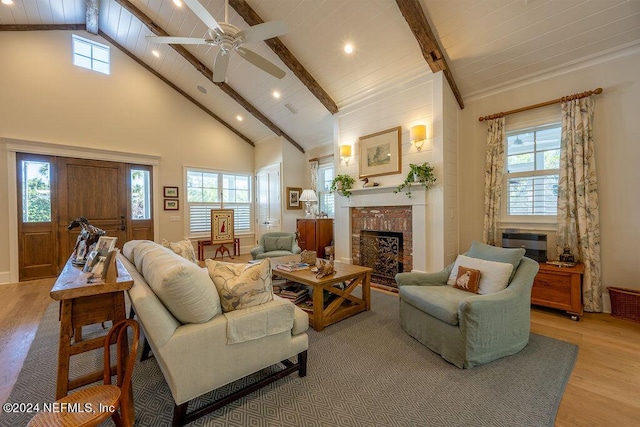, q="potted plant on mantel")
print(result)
[330,174,356,197]
[394,162,437,198]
